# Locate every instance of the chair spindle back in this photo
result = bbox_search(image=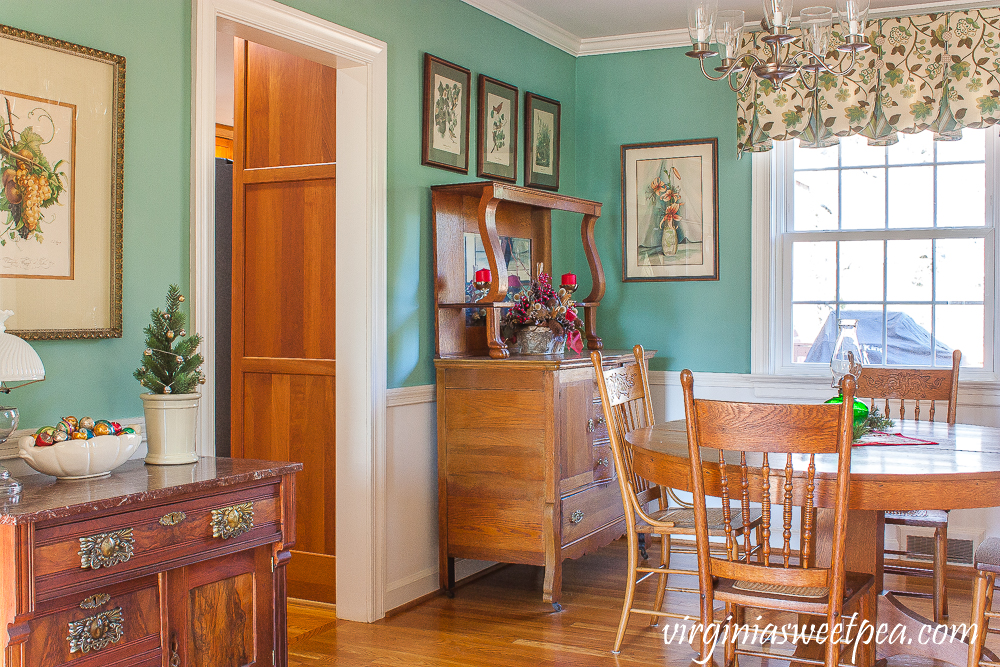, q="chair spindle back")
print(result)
[681,370,857,629]
[592,346,659,520]
[855,349,961,423]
